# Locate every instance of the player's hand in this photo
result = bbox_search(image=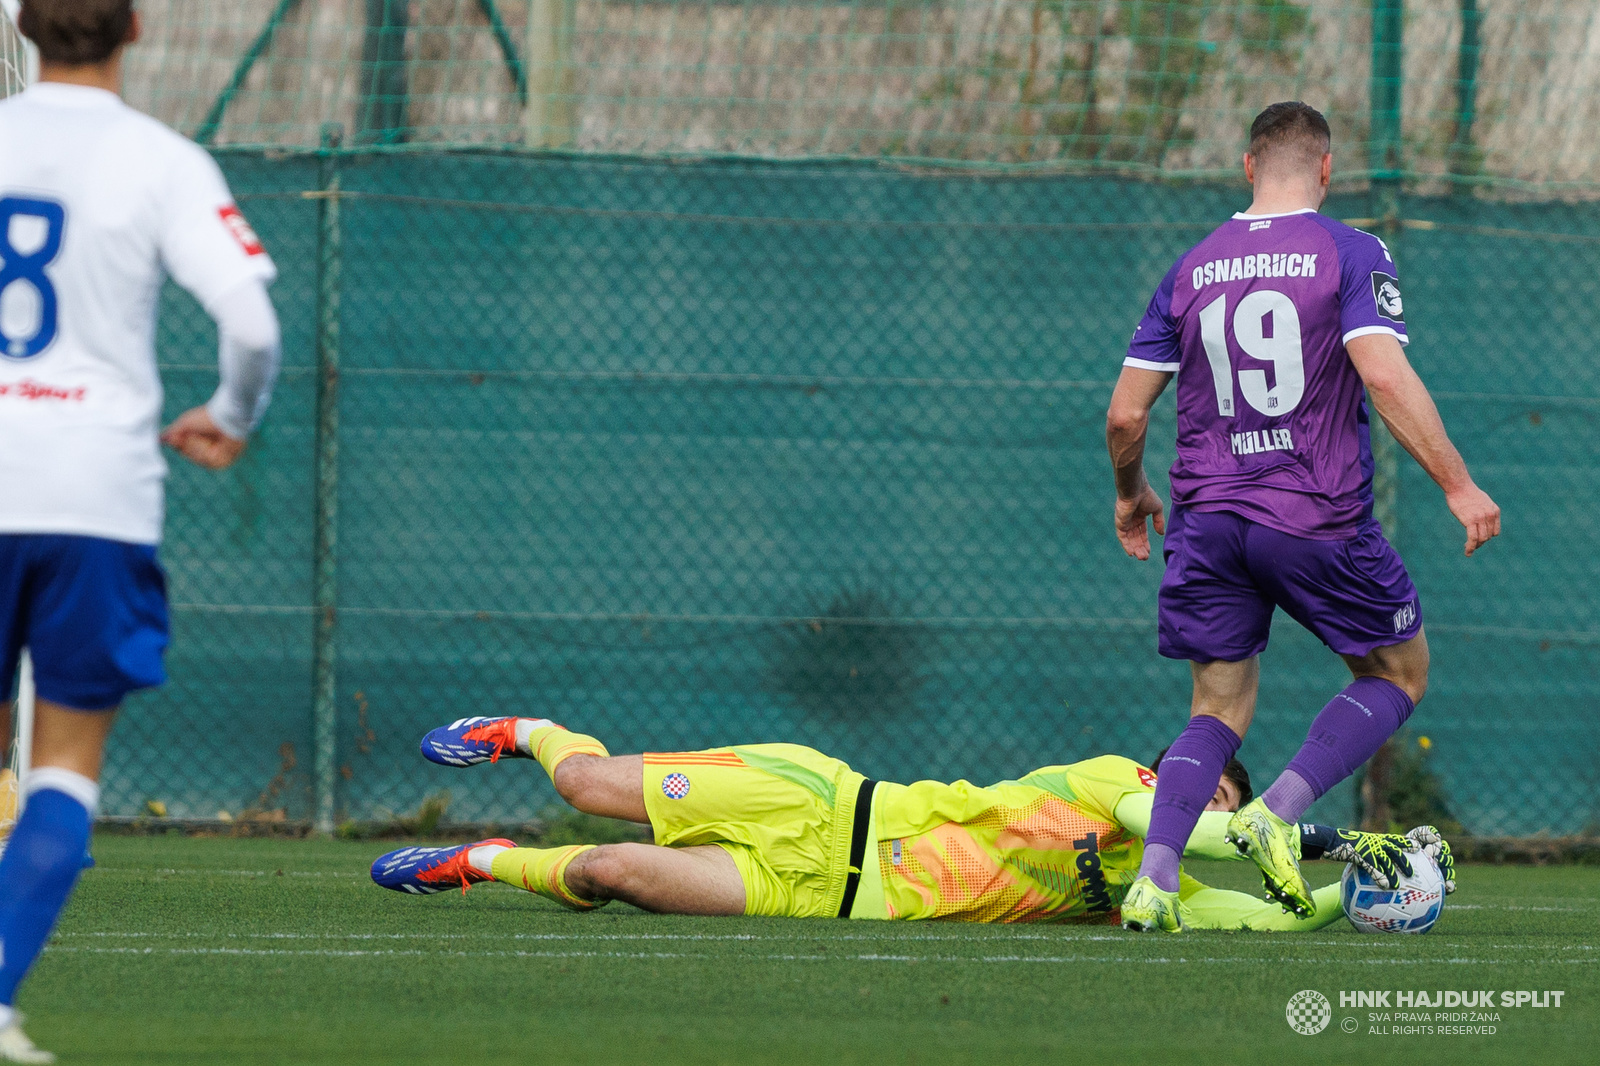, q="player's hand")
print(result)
[1322,828,1415,889]
[1445,482,1500,557]
[1405,825,1456,894]
[1114,485,1166,561]
[161,406,246,470]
